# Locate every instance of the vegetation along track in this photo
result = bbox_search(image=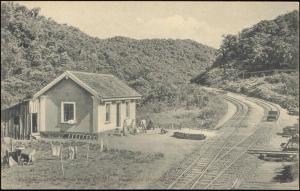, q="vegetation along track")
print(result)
[151,94,281,189]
